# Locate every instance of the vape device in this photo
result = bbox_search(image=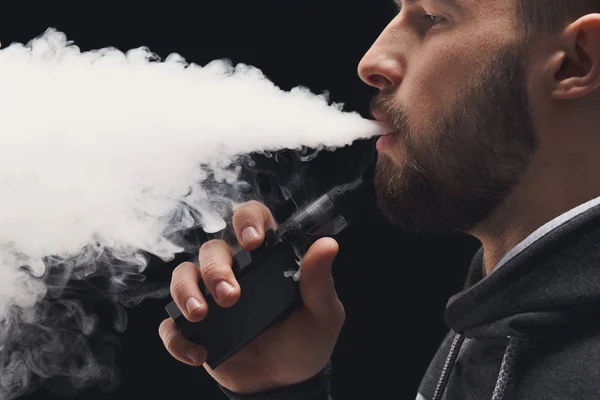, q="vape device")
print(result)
[165,177,365,369]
